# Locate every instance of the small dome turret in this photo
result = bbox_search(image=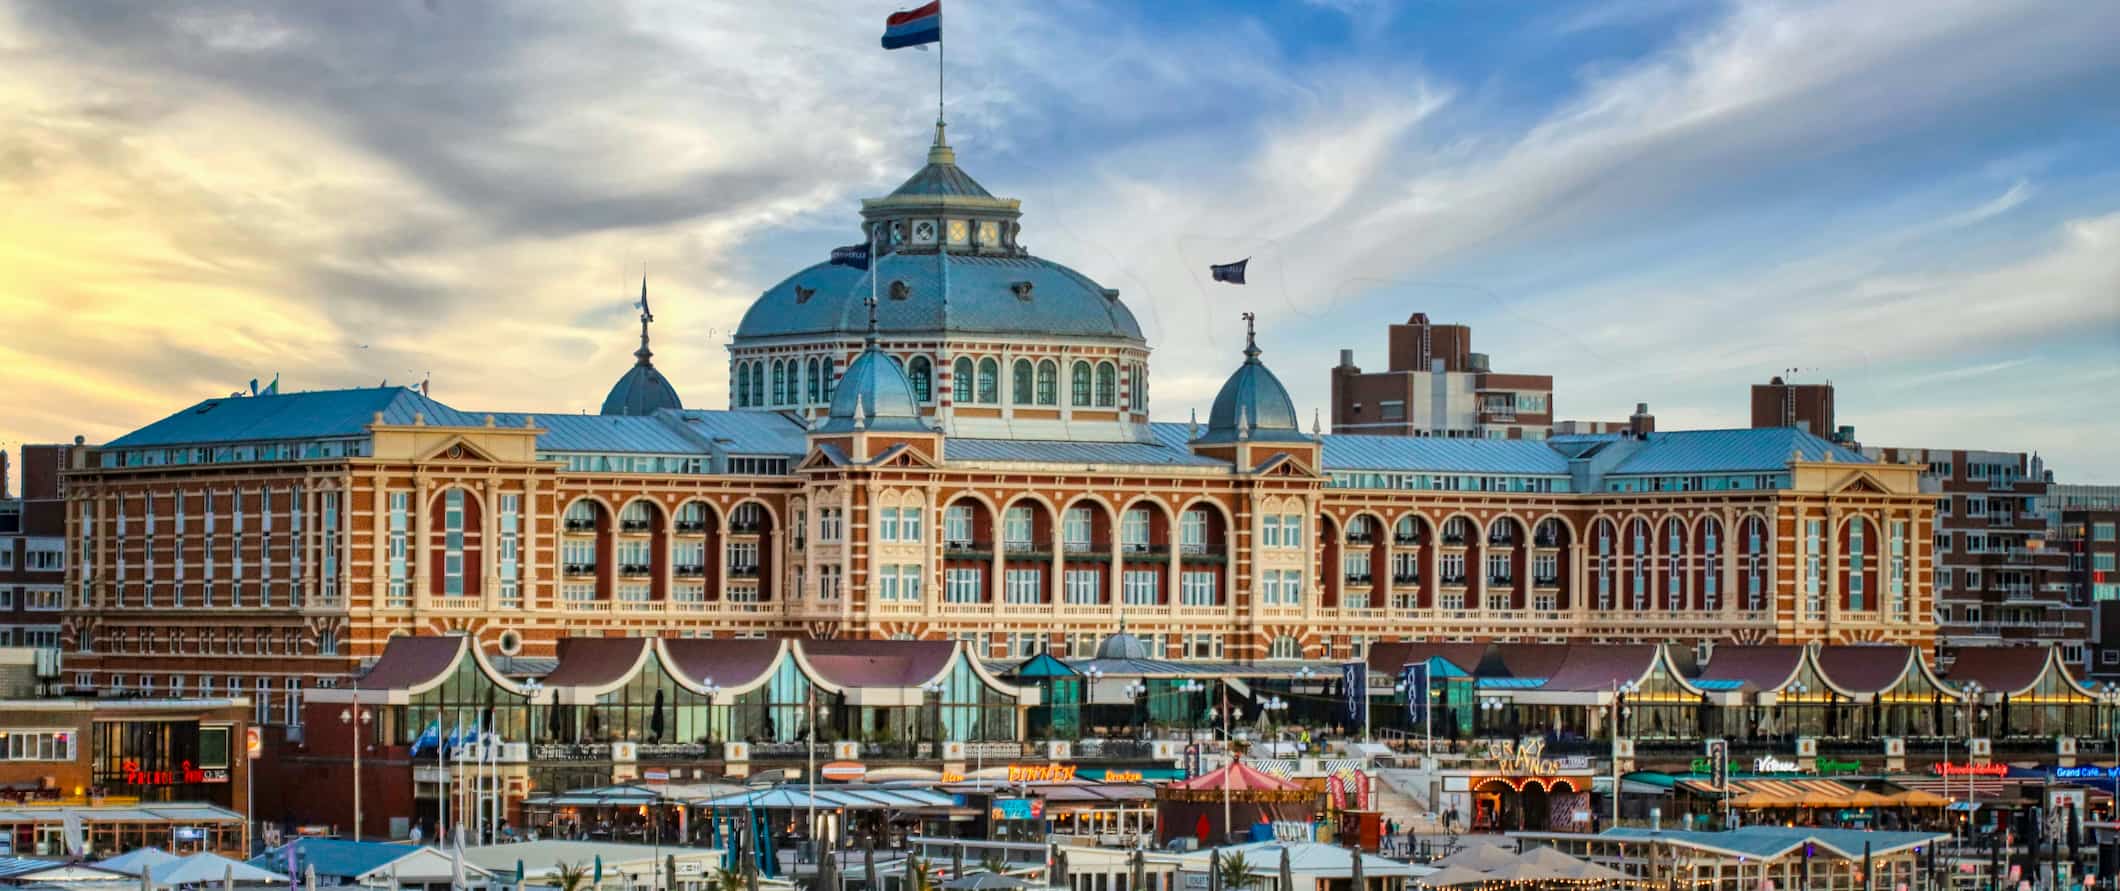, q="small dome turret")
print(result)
[601,279,684,416]
[820,299,927,434]
[1195,313,1306,444]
